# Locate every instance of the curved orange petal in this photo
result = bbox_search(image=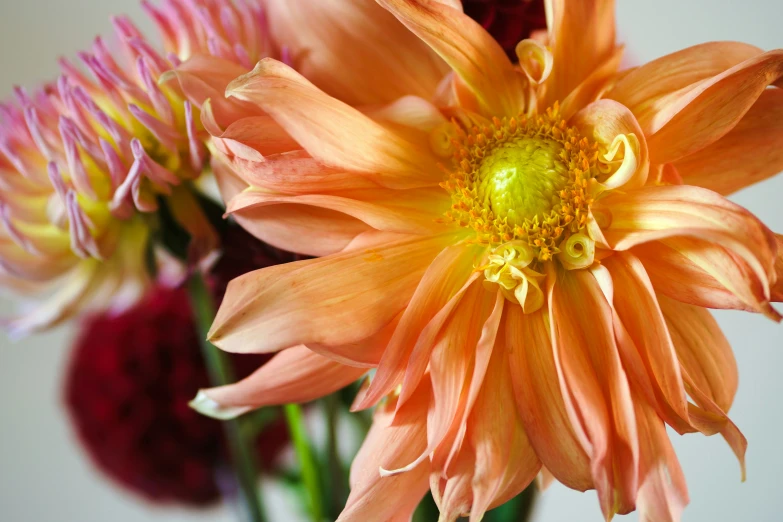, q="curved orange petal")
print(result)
[634,396,689,522]
[355,241,486,409]
[339,381,432,522]
[505,305,593,491]
[208,232,459,354]
[162,54,261,127]
[570,99,649,190]
[597,185,779,319]
[773,233,783,302]
[226,186,449,237]
[205,112,299,161]
[230,200,372,257]
[674,88,783,195]
[377,0,525,117]
[229,152,380,195]
[634,237,774,316]
[468,341,541,521]
[266,0,448,106]
[658,296,738,413]
[541,0,617,109]
[607,41,762,120]
[603,252,690,425]
[193,346,367,419]
[549,268,639,518]
[559,46,624,120]
[226,59,440,188]
[636,49,783,164]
